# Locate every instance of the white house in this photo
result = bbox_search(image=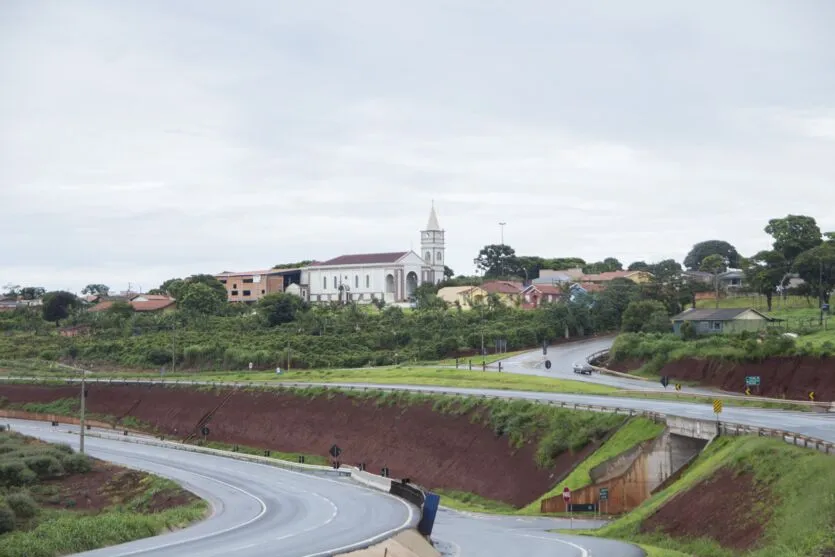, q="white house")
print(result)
[302,205,446,304]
